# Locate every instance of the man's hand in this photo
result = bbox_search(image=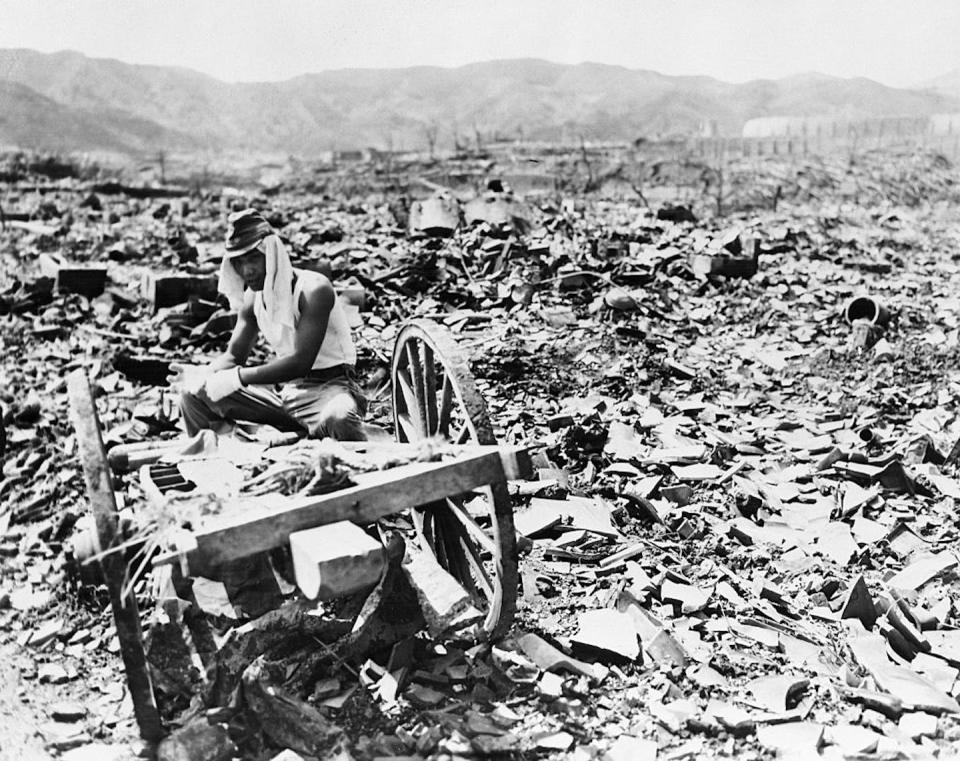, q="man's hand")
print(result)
[166,363,210,394]
[205,367,243,402]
